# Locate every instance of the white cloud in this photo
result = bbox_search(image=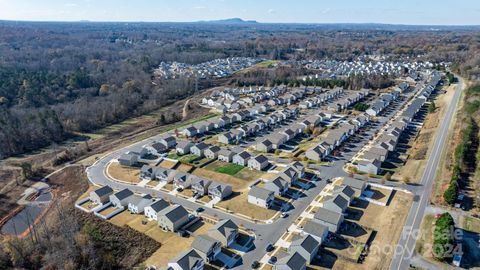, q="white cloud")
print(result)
[321,8,331,14]
[65,3,78,7]
[268,8,275,14]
